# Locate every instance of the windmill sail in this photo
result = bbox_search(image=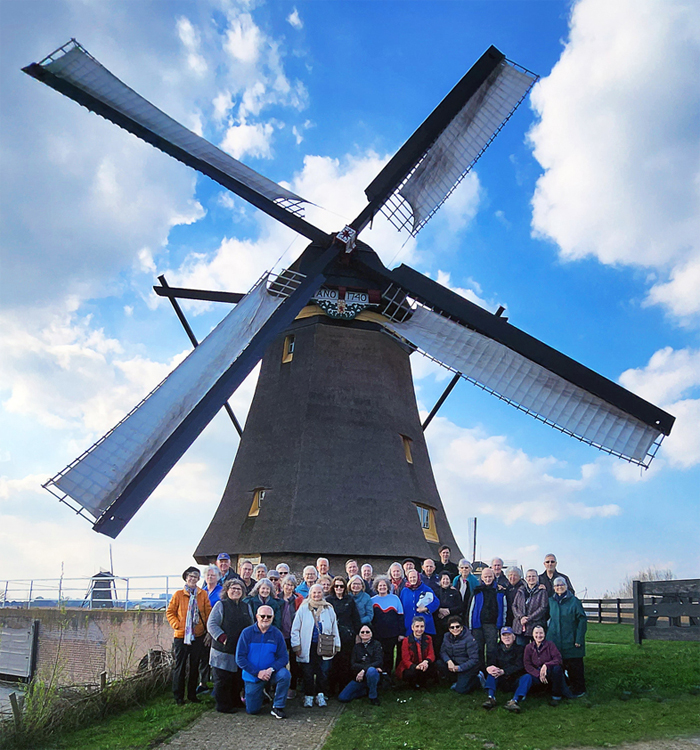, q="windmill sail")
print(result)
[375,265,674,467]
[356,47,538,236]
[23,40,327,243]
[43,250,335,538]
